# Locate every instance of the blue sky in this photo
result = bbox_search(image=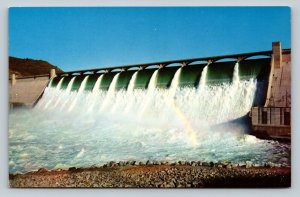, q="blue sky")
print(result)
[9,7,290,71]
